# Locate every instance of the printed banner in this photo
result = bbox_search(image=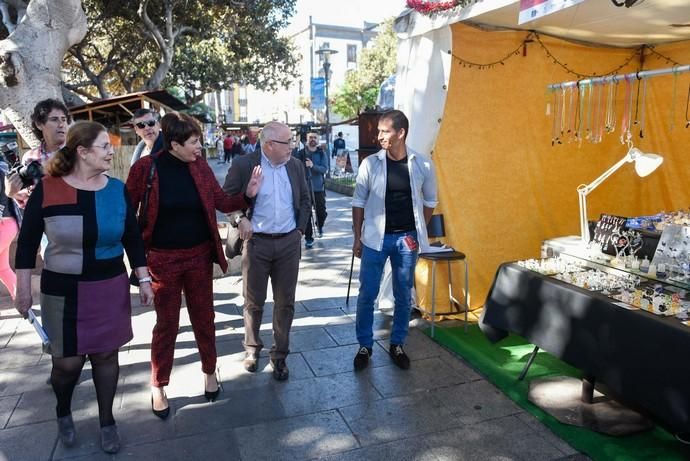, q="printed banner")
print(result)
[518,0,585,25]
[311,77,325,110]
